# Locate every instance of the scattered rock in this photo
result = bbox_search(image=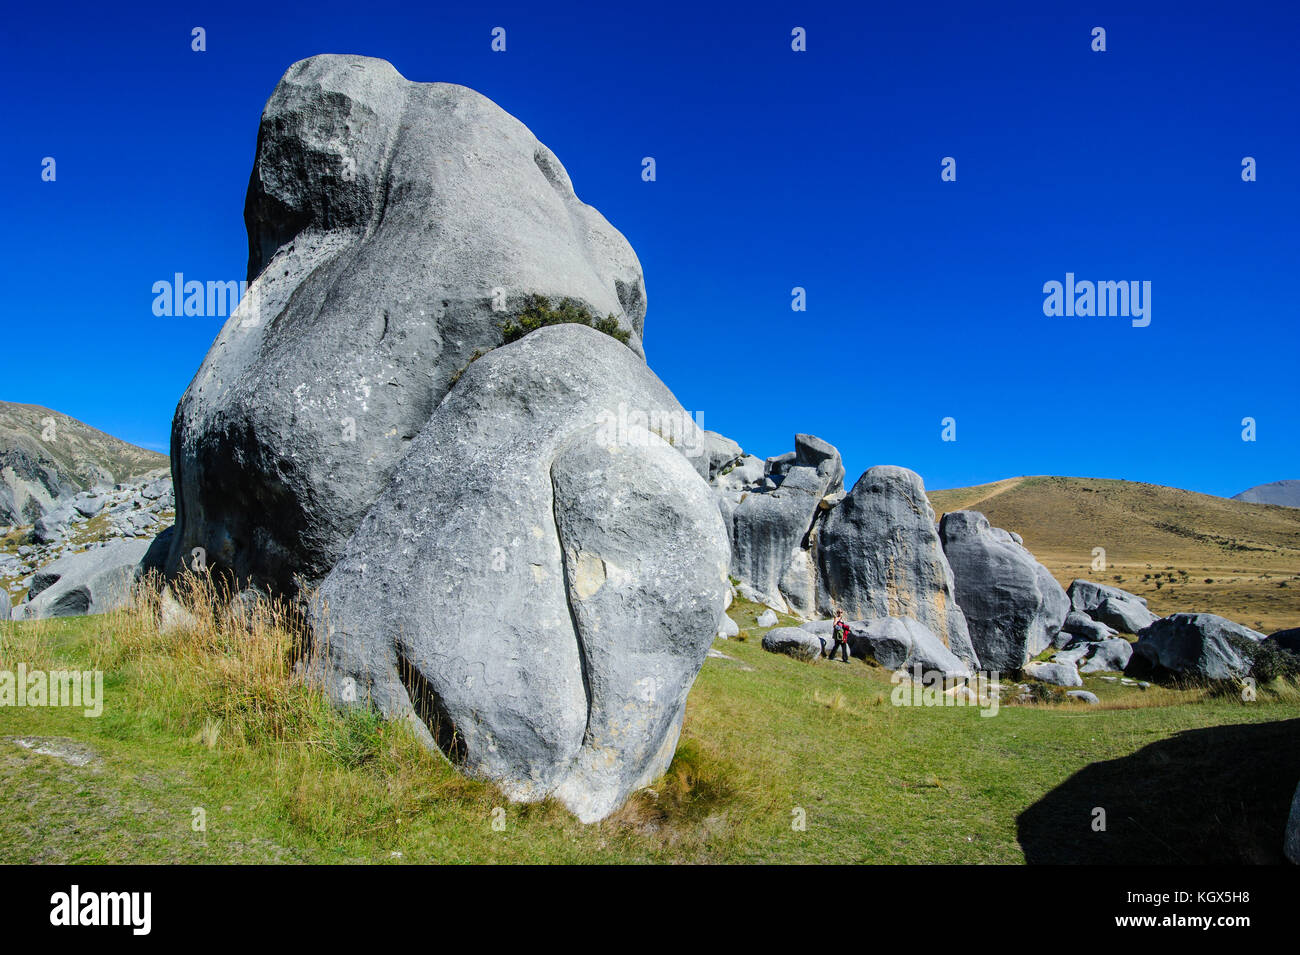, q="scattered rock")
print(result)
[12,539,151,620]
[1059,610,1117,644]
[1023,661,1083,687]
[756,609,778,628]
[1067,690,1100,704]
